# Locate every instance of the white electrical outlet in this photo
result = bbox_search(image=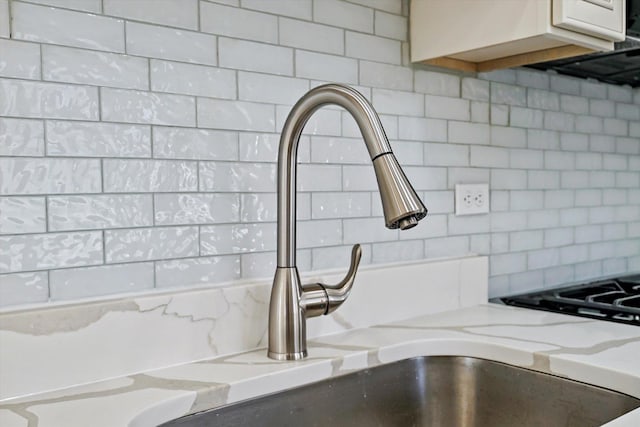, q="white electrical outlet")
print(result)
[455,183,490,216]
